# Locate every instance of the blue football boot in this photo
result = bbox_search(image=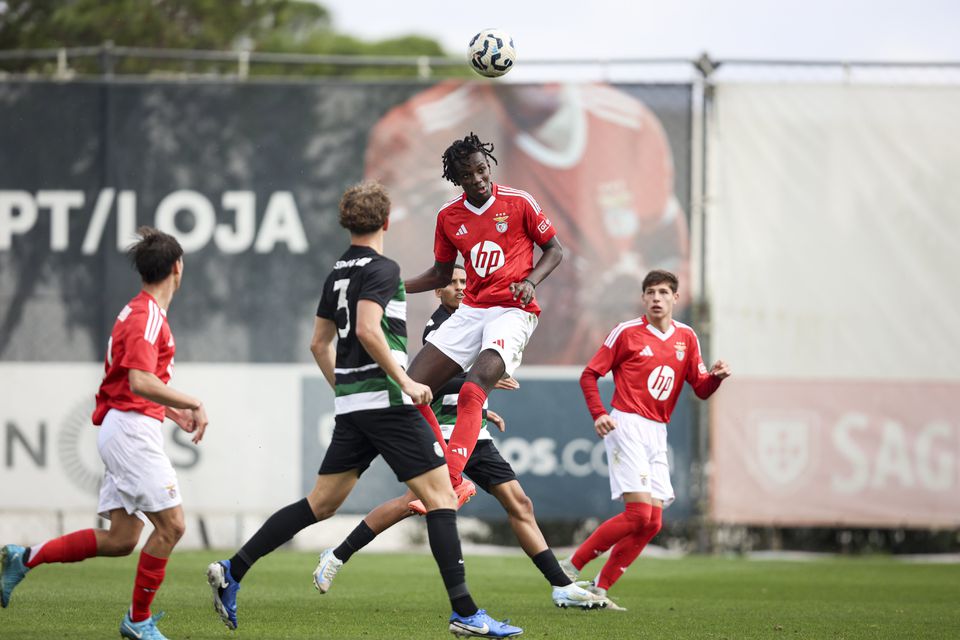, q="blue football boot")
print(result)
[120,612,169,640]
[1,544,30,608]
[449,608,523,637]
[206,560,241,629]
